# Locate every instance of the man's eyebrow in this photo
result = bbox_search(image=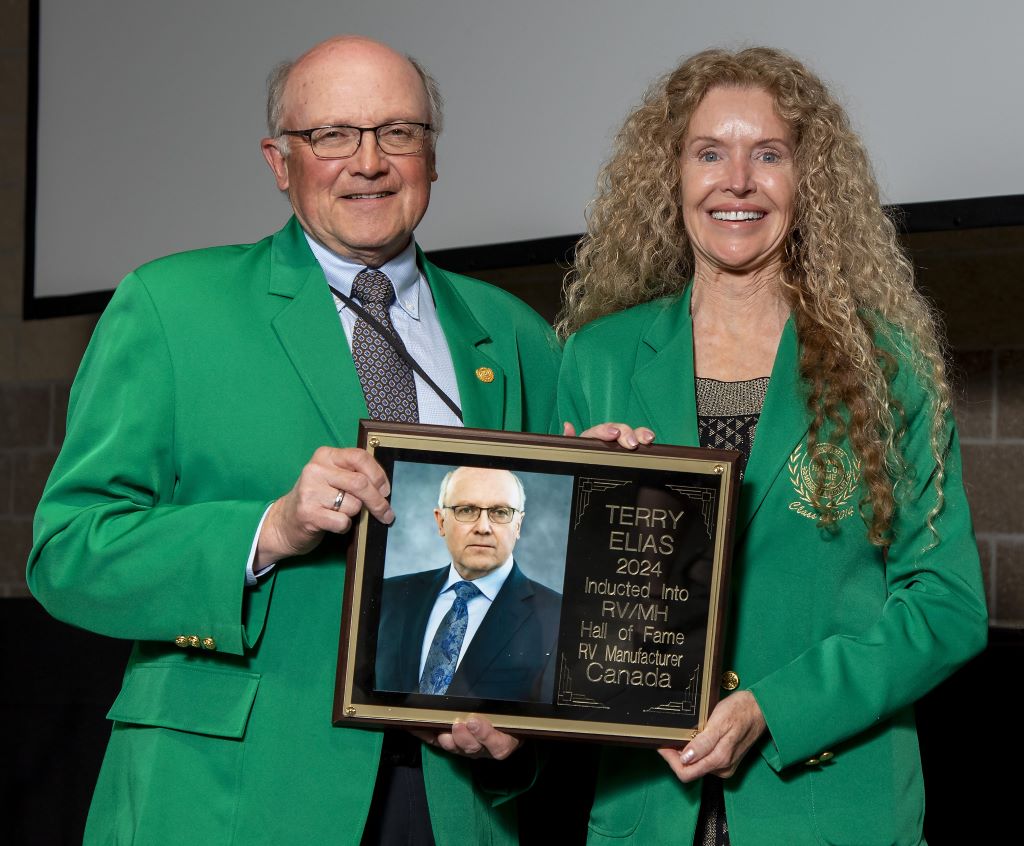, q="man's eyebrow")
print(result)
[307,116,428,127]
